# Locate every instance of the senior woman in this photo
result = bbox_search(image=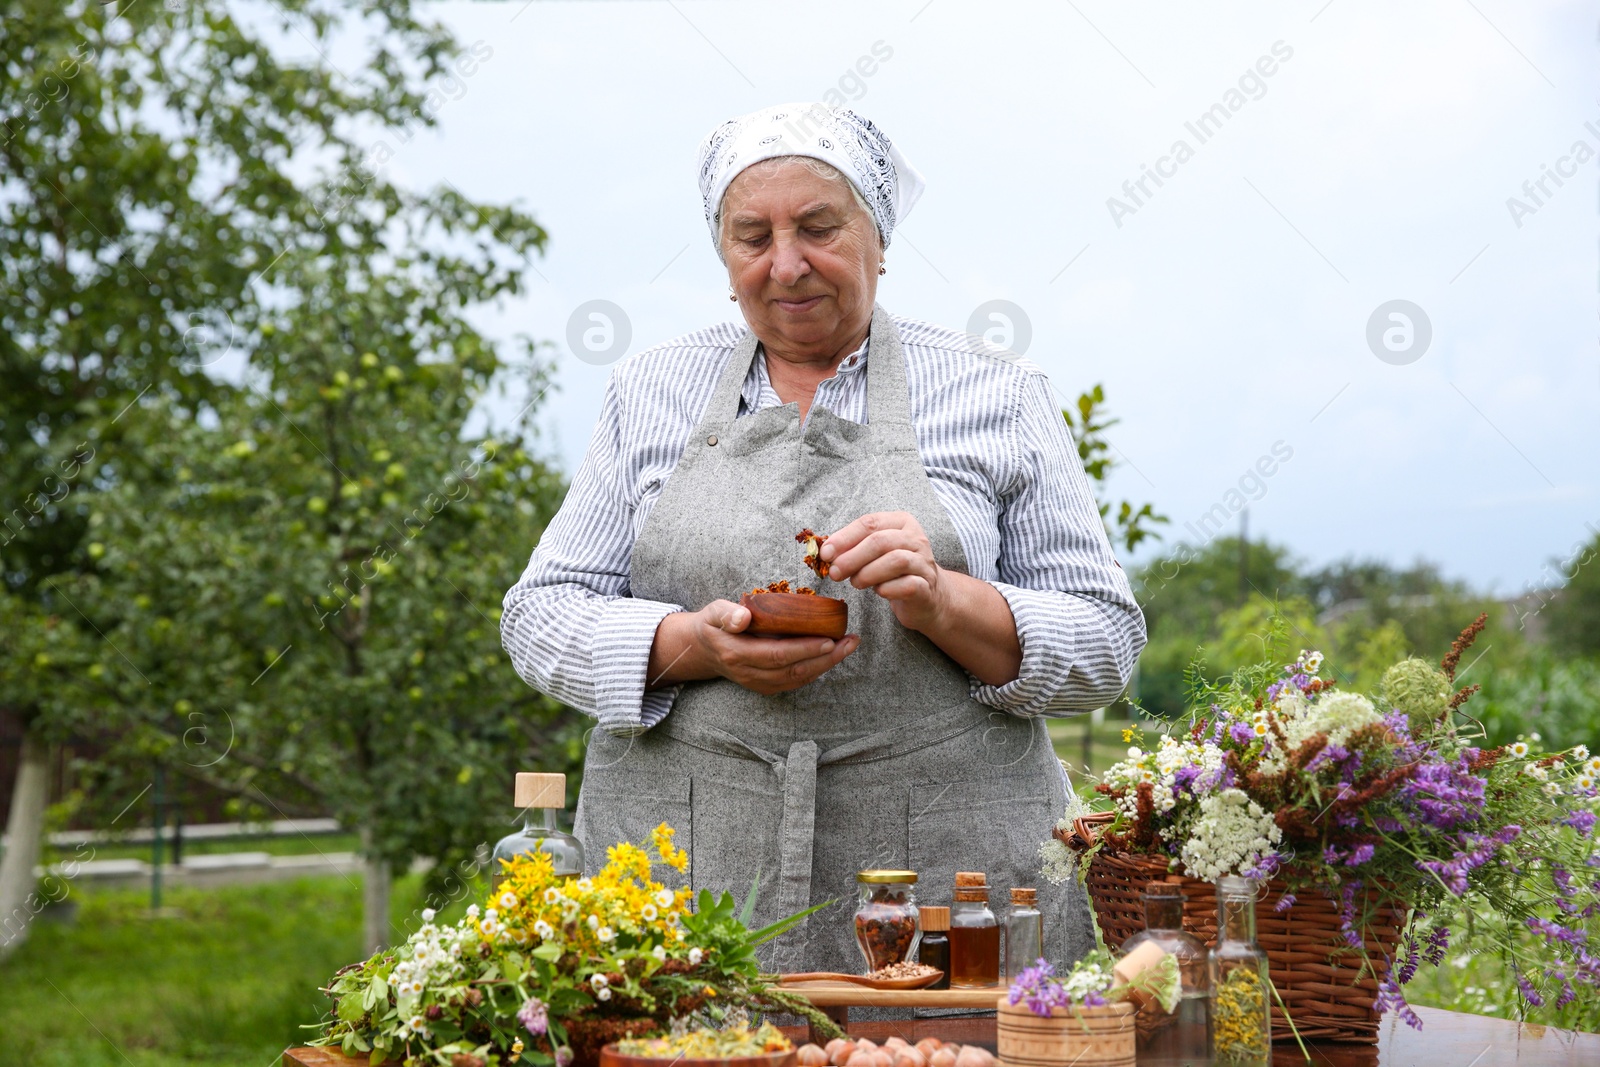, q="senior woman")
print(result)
[502,103,1145,976]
